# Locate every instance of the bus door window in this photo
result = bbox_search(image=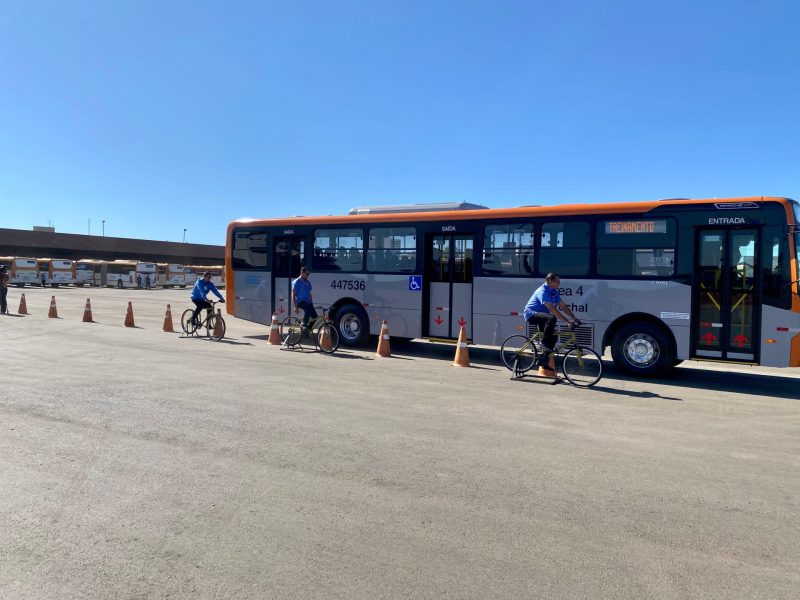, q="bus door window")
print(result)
[272,237,305,318]
[693,229,759,360]
[427,234,473,339]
